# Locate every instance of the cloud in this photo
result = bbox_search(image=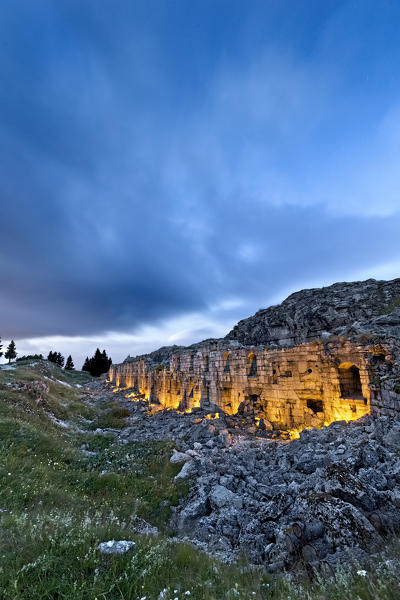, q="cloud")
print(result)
[1,0,400,360]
